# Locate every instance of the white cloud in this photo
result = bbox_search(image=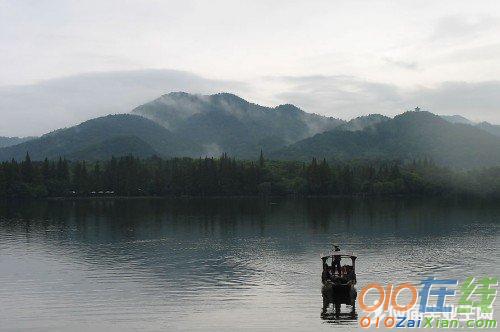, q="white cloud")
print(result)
[0,70,246,136]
